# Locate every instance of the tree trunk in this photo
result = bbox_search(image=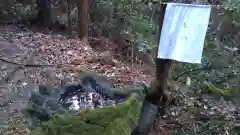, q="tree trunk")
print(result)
[67,0,72,37]
[36,0,51,26]
[77,0,88,42]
